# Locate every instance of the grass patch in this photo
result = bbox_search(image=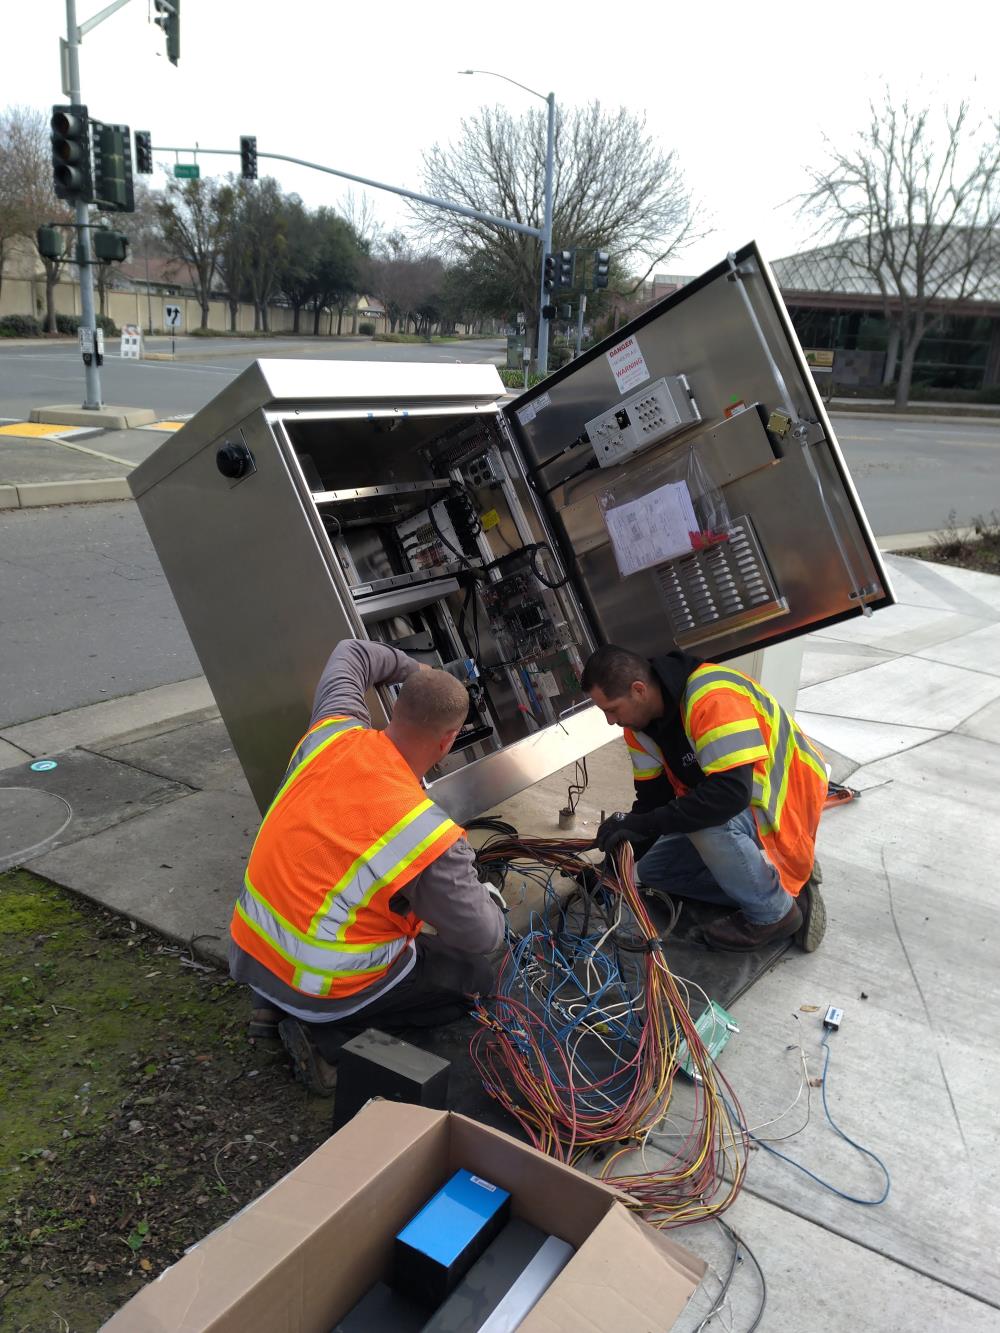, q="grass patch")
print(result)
[902,511,1000,575]
[373,332,458,344]
[0,870,330,1331]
